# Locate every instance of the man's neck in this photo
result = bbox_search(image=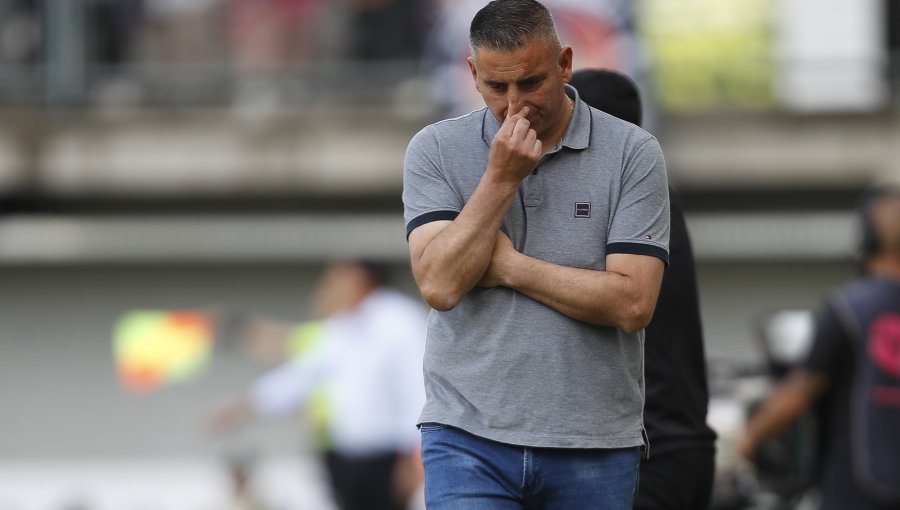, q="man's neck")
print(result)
[867,256,900,281]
